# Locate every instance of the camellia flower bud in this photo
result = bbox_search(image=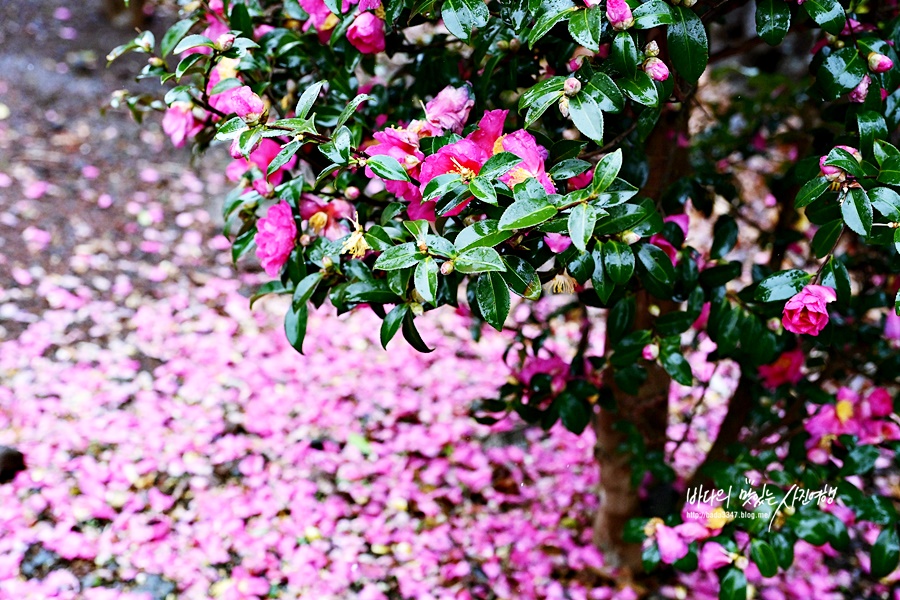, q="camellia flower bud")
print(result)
[232,86,266,124]
[215,33,236,52]
[642,344,659,361]
[606,0,634,30]
[440,261,455,275]
[682,0,697,7]
[621,230,641,245]
[508,38,521,52]
[563,77,582,96]
[643,57,670,82]
[644,41,660,58]
[849,75,871,103]
[558,96,570,118]
[148,57,165,68]
[345,186,360,200]
[819,145,862,182]
[868,52,893,73]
